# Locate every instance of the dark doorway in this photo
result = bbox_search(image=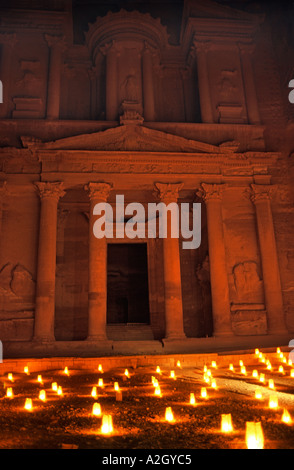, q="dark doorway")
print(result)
[107,243,150,324]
